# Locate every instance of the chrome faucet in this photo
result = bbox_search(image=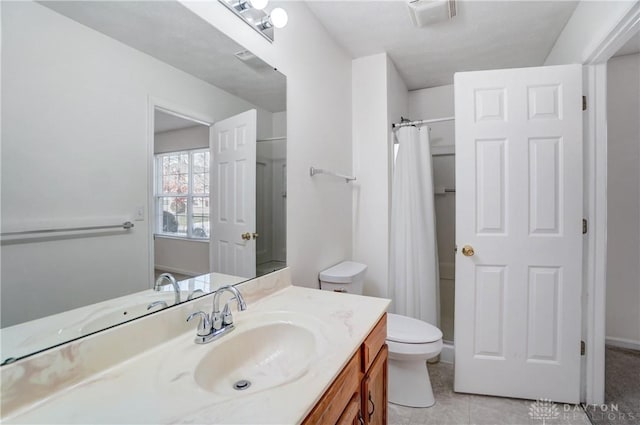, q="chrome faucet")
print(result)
[186,285,247,344]
[154,273,181,305]
[187,289,205,301]
[147,300,169,311]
